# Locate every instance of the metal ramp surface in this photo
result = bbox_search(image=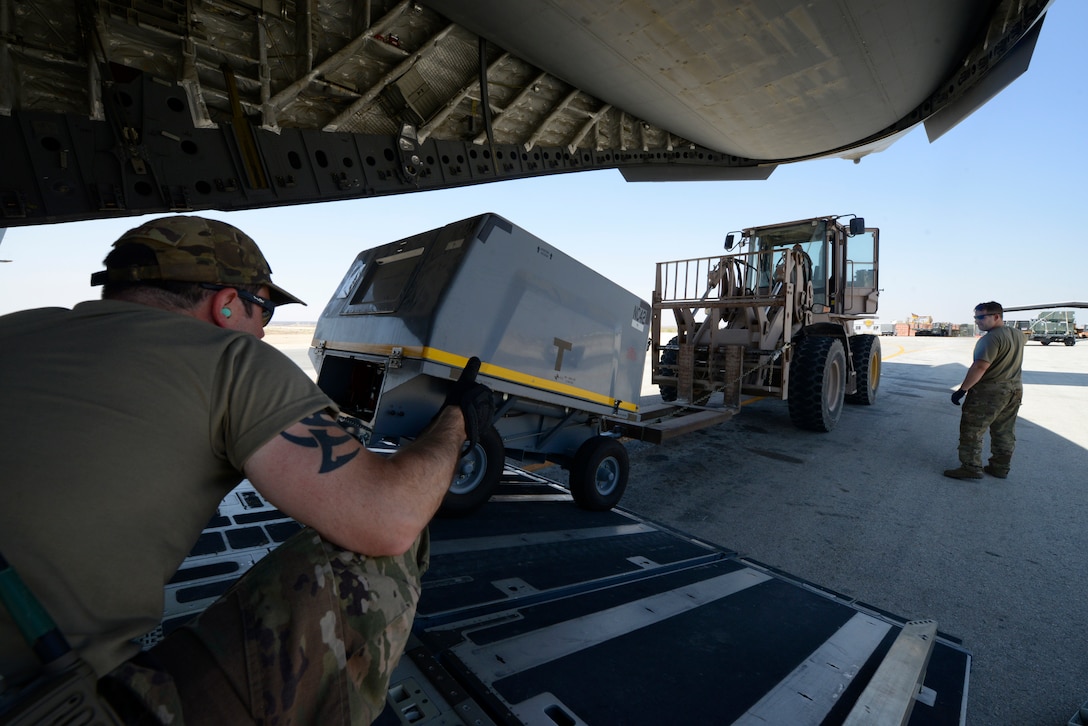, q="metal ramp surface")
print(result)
[381,468,970,726]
